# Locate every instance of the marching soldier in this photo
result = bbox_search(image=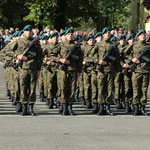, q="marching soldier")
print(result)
[82,35,98,112]
[14,25,42,116]
[97,27,121,116]
[123,29,150,116]
[57,28,83,115]
[43,32,60,109]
